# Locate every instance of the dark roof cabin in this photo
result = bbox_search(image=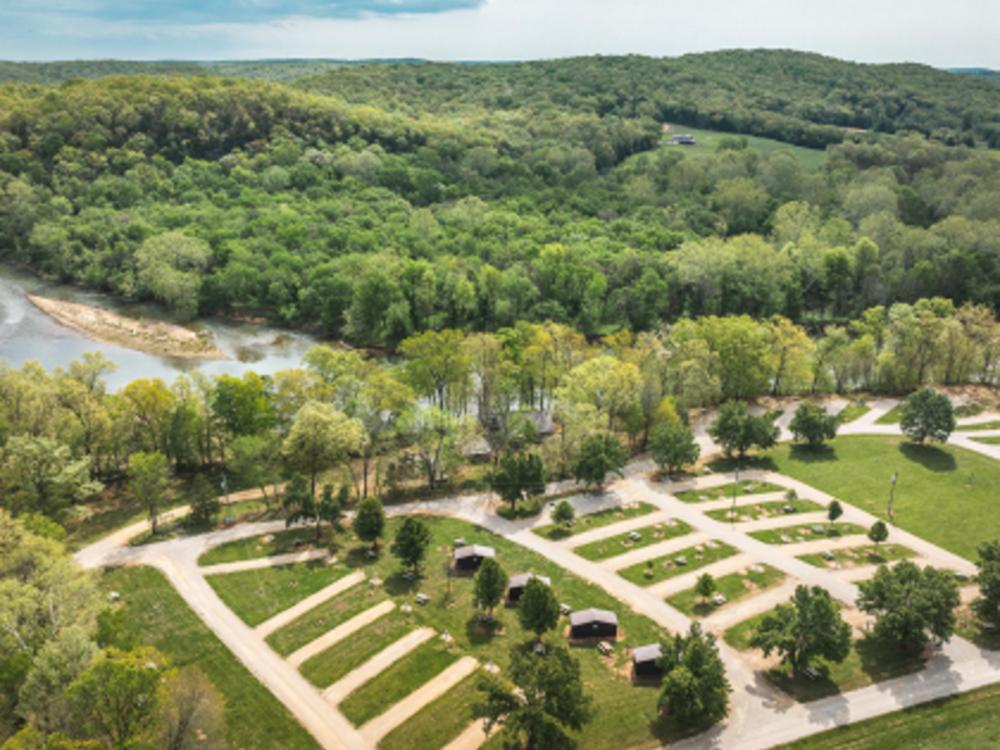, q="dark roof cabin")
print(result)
[632,643,663,678]
[453,544,495,572]
[569,608,618,639]
[671,133,696,145]
[506,573,552,604]
[526,411,556,438]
